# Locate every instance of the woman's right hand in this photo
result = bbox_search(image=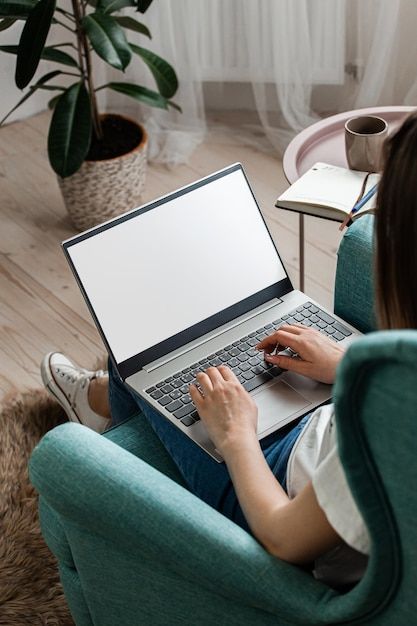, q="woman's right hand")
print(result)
[257,324,346,385]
